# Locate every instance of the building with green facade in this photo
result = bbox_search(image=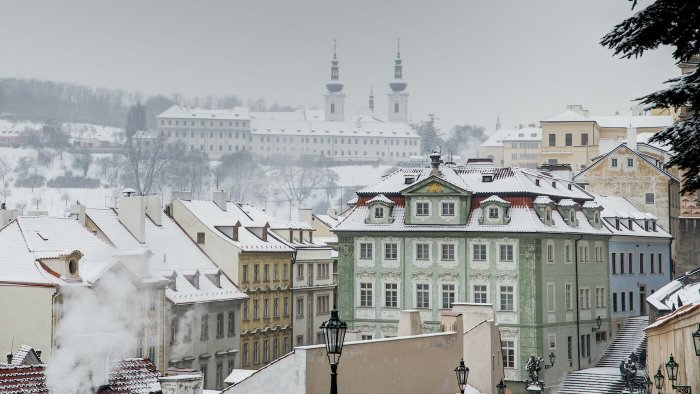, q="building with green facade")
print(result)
[333,154,612,391]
